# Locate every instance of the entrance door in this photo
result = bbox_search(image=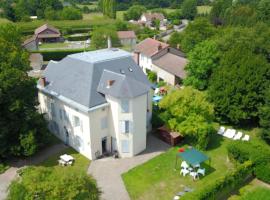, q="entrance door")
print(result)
[102,137,107,154]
